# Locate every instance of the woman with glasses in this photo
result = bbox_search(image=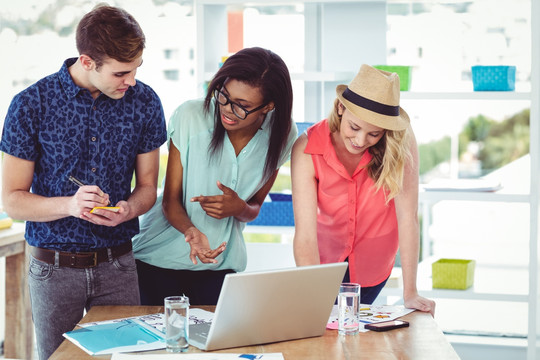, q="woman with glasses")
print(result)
[132,47,297,305]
